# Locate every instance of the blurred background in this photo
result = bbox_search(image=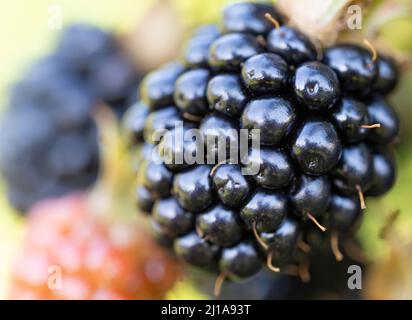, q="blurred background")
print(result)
[0,0,412,300]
